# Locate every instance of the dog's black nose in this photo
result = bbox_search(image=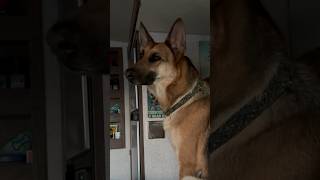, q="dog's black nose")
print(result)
[125,68,137,83]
